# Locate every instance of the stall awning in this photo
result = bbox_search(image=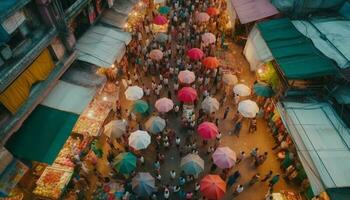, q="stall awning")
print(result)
[100,9,128,29]
[257,18,337,79]
[112,0,139,15]
[76,25,131,67]
[41,80,96,115]
[332,86,350,104]
[339,2,350,19]
[278,101,350,194]
[5,105,78,164]
[231,0,278,24]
